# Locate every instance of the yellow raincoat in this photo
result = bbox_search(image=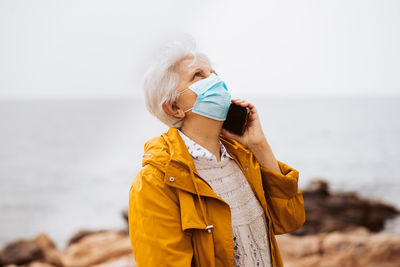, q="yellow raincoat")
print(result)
[129,127,305,267]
